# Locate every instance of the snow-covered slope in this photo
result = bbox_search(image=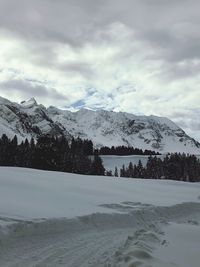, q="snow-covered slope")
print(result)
[0,167,200,267]
[0,96,70,141]
[0,96,199,153]
[0,167,199,220]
